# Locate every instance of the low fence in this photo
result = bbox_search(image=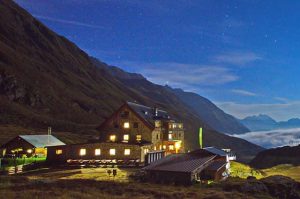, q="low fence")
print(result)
[0,160,46,175]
